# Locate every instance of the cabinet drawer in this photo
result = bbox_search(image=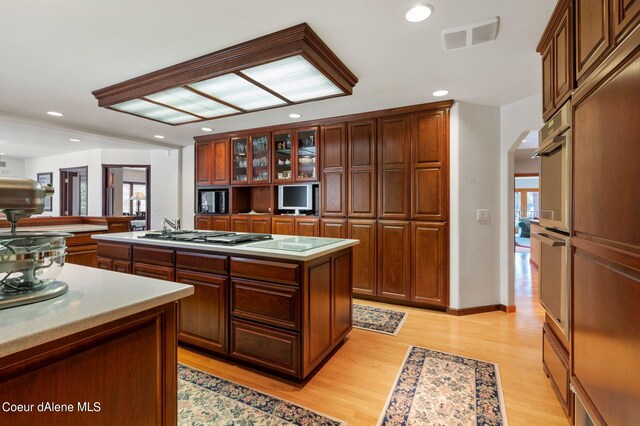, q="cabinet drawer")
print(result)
[113,260,131,274]
[176,251,227,275]
[230,319,300,377]
[97,243,131,261]
[231,279,300,330]
[133,246,175,267]
[132,262,175,281]
[543,323,569,411]
[230,257,300,285]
